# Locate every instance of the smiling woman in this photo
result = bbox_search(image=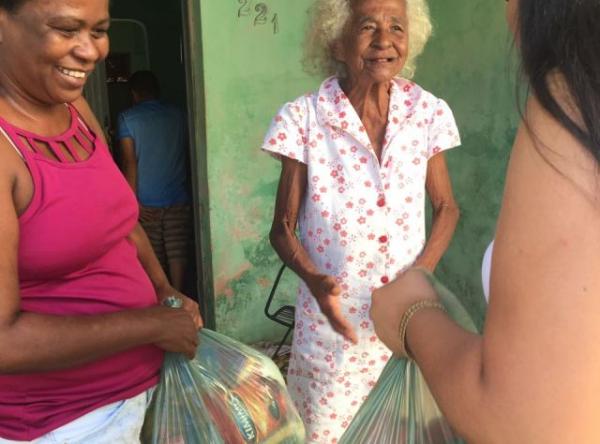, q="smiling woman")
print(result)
[0,0,202,442]
[262,0,461,442]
